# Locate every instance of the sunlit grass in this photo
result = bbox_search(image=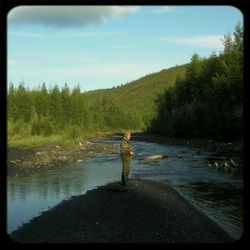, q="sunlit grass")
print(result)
[7,119,137,150]
[8,134,65,149]
[7,130,109,149]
